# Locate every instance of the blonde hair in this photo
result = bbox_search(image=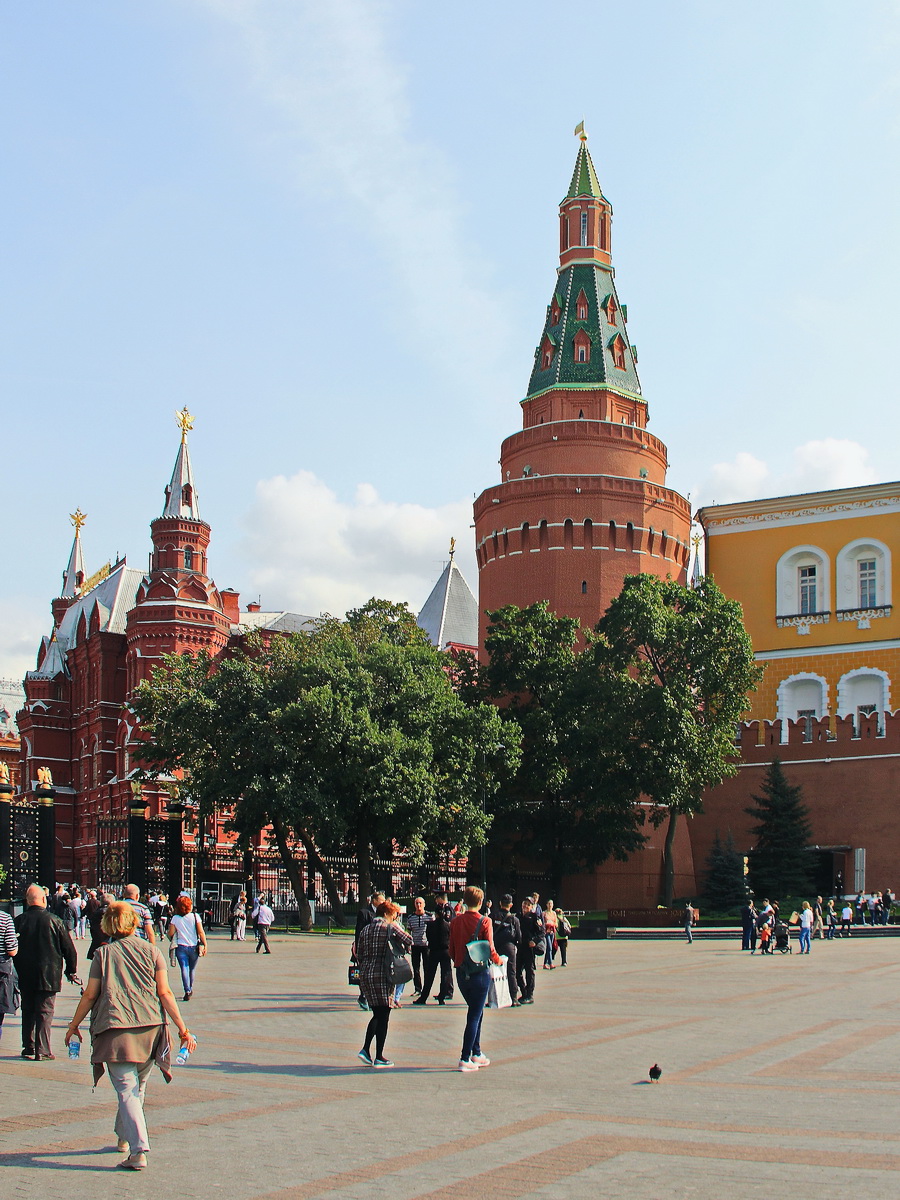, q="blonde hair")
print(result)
[100,901,139,937]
